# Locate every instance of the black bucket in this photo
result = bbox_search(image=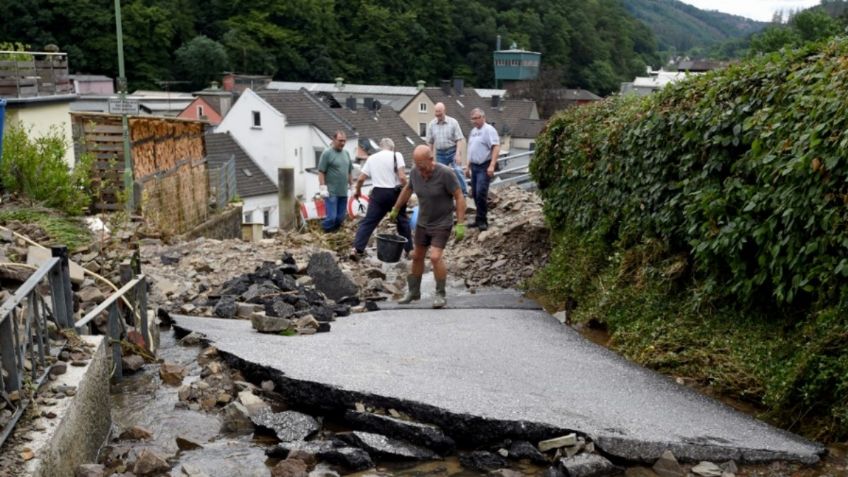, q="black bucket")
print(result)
[376,233,408,263]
